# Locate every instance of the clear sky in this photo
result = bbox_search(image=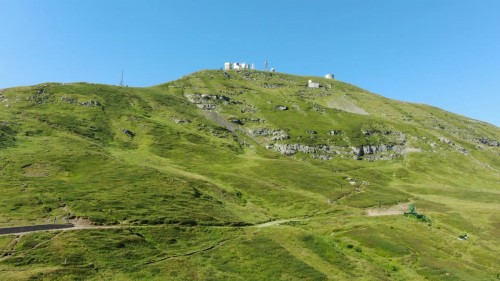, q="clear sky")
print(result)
[1,0,499,126]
